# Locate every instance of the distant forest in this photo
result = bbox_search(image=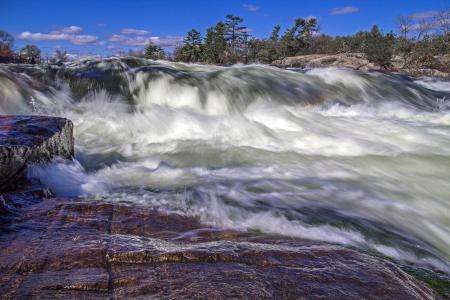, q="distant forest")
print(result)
[1,10,449,71]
